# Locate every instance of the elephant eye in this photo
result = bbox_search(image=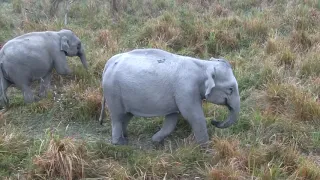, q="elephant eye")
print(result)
[228,87,233,94]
